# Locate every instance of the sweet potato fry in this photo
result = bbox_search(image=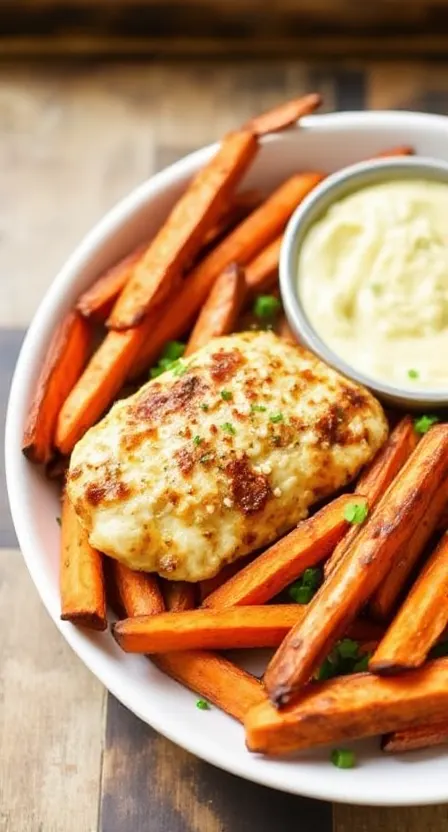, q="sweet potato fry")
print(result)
[245,658,448,755]
[114,606,382,654]
[111,560,165,618]
[130,172,324,378]
[382,720,448,753]
[370,533,448,674]
[370,489,448,622]
[264,426,448,707]
[373,146,414,158]
[55,324,149,454]
[245,235,282,295]
[198,189,263,255]
[107,131,258,330]
[76,244,146,322]
[243,93,322,136]
[152,650,265,722]
[114,605,305,653]
[60,491,107,630]
[162,580,197,612]
[437,503,448,531]
[22,311,91,463]
[203,494,359,610]
[324,416,418,579]
[185,263,246,355]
